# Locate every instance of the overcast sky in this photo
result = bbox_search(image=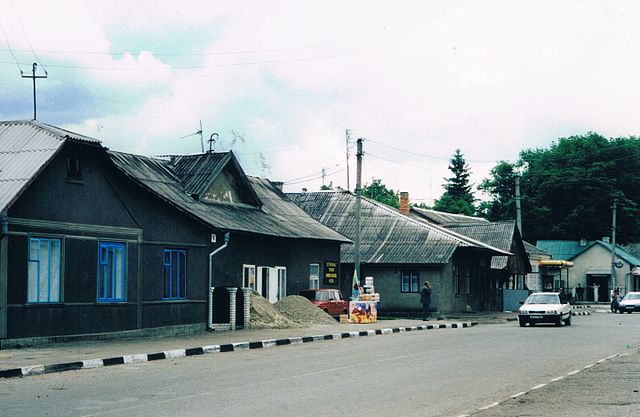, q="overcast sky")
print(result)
[2,1,639,204]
